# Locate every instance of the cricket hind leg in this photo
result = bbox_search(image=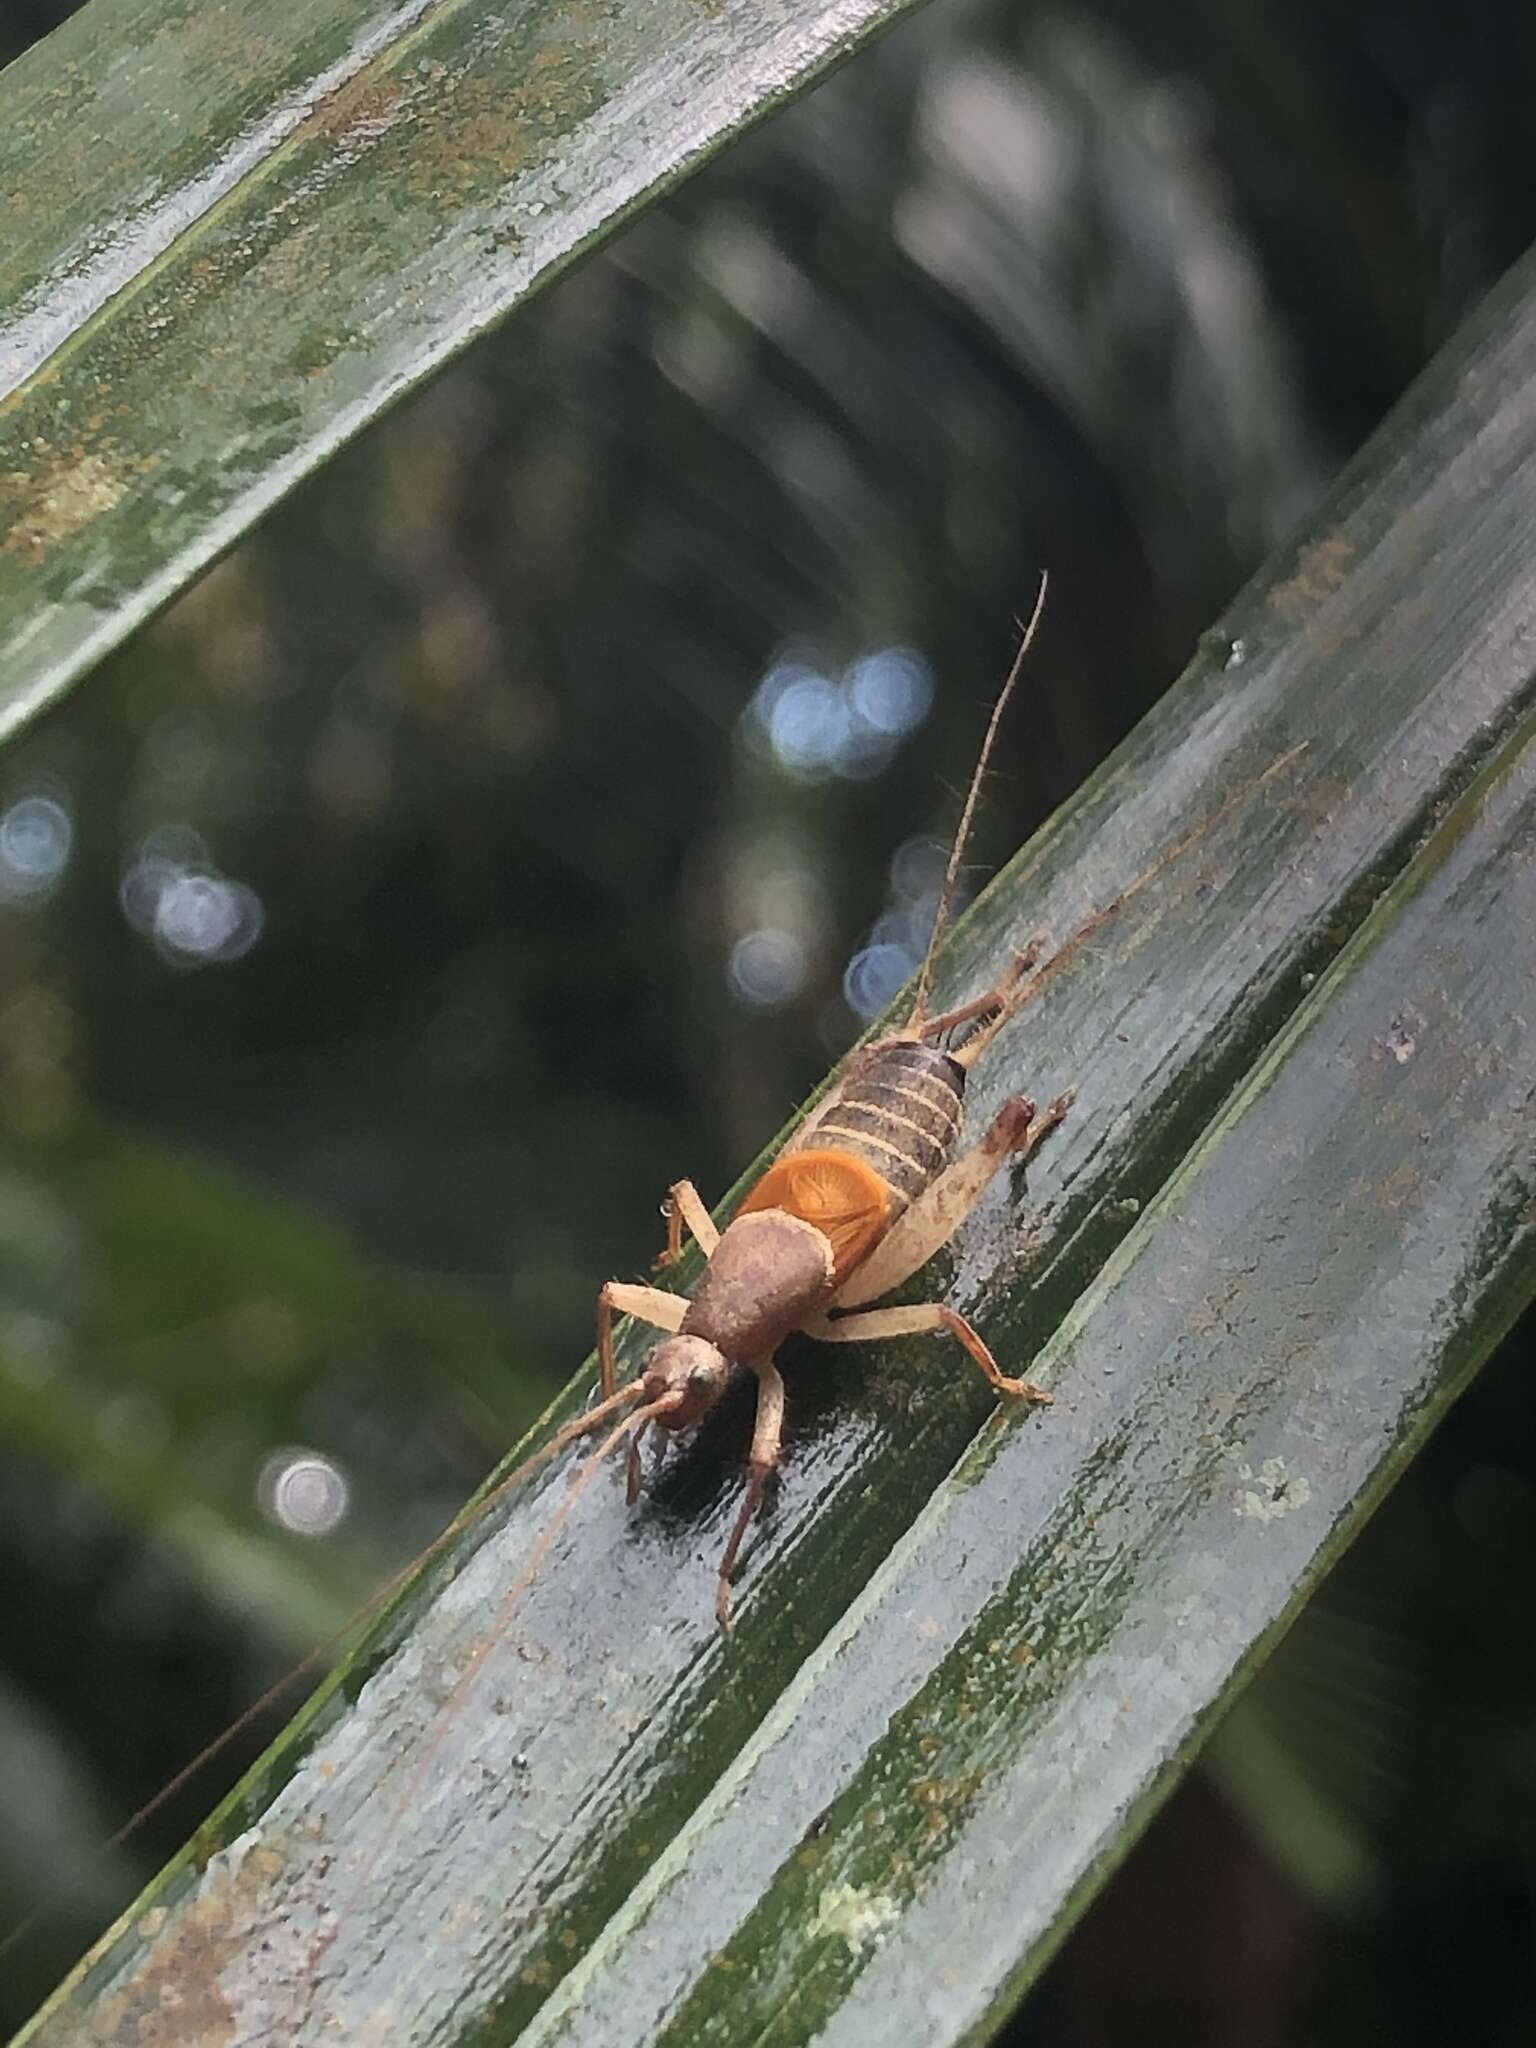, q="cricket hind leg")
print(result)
[829,1088,1071,1310]
[802,1300,1051,1405]
[714,1359,786,1632]
[906,937,1046,1045]
[941,742,1313,1074]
